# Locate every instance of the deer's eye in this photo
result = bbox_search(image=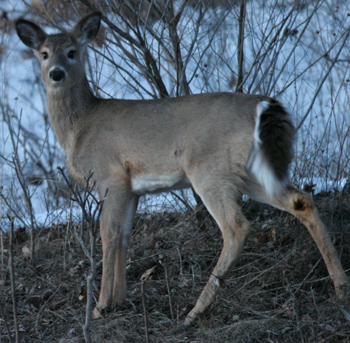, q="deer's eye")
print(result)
[67,50,76,59]
[41,52,48,60]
